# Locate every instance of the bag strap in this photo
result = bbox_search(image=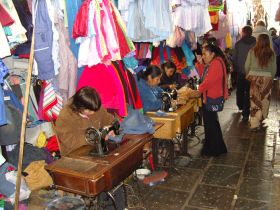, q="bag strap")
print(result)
[205,57,225,98]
